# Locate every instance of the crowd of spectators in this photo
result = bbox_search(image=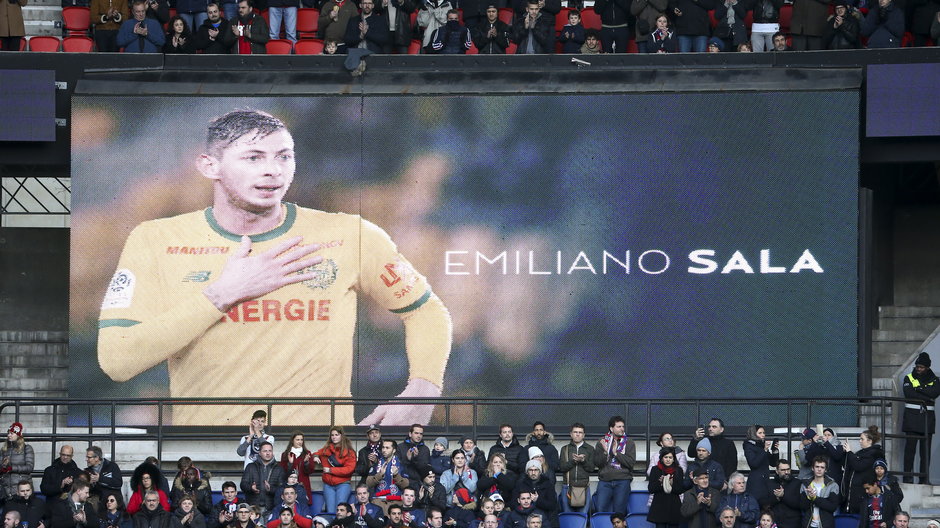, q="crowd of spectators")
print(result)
[0,413,921,528]
[3,0,939,53]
